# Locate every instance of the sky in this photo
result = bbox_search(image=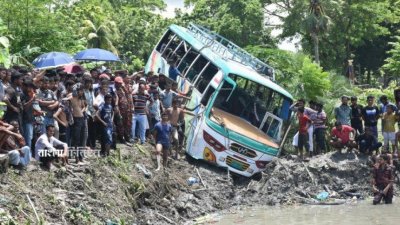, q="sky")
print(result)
[162,0,299,52]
